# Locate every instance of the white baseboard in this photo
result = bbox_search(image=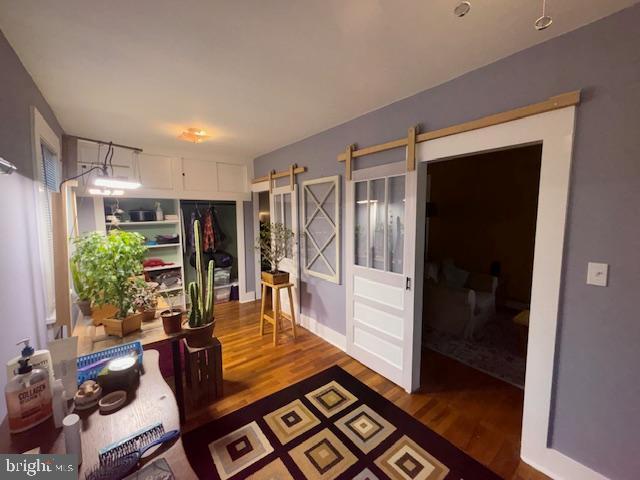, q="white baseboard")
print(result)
[299,314,347,351]
[521,448,610,480]
[240,291,255,303]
